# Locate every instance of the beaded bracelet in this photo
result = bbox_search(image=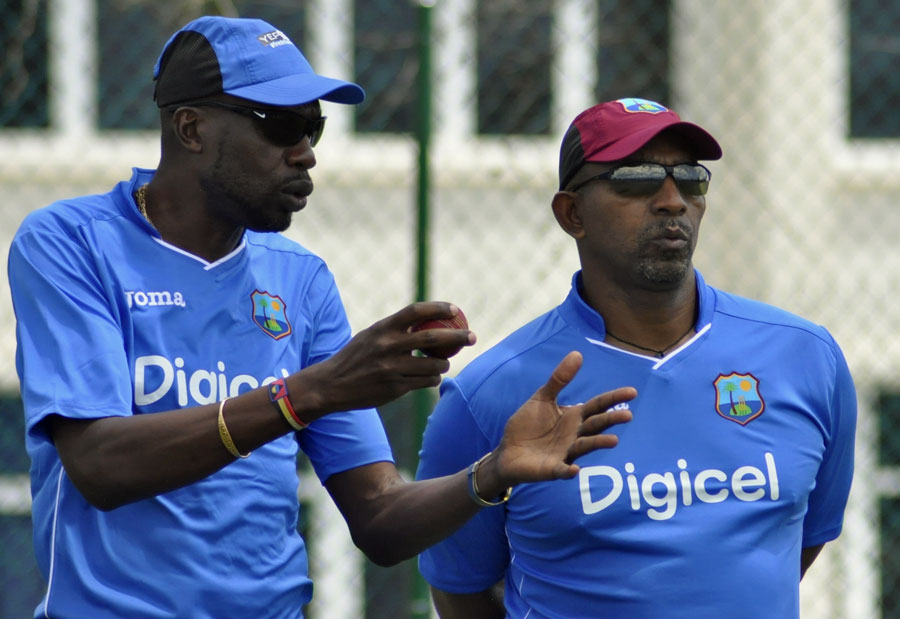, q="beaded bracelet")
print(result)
[466,452,511,507]
[268,378,308,431]
[217,397,251,459]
